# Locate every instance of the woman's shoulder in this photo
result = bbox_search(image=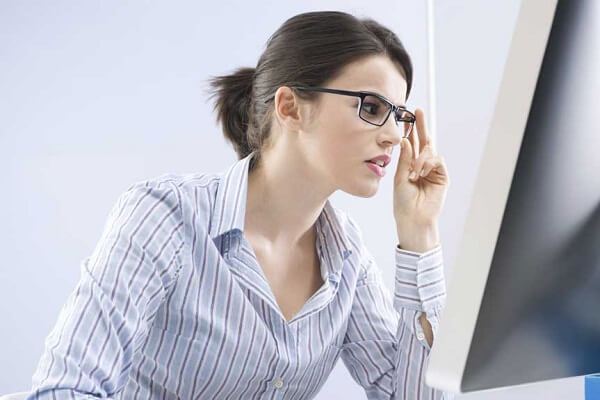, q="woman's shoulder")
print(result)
[121,171,222,201]
[116,171,223,226]
[141,171,222,191]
